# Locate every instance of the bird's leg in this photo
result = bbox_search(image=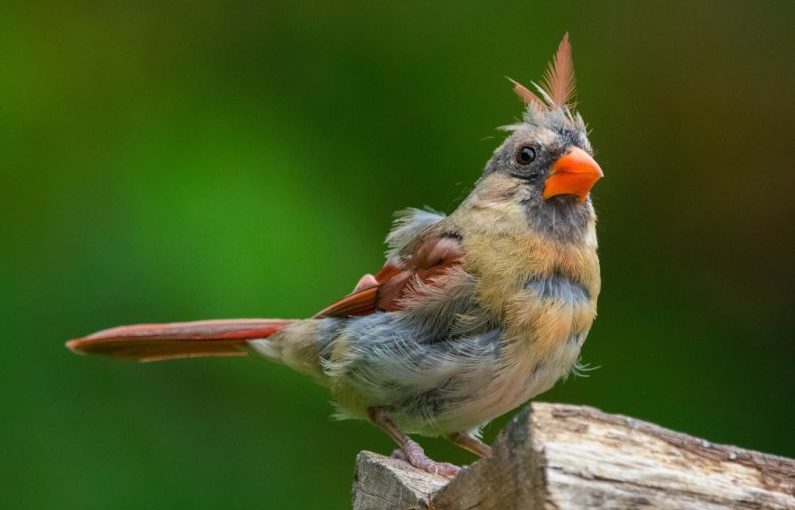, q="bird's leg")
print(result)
[367,408,461,478]
[448,432,493,458]
[352,274,379,293]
